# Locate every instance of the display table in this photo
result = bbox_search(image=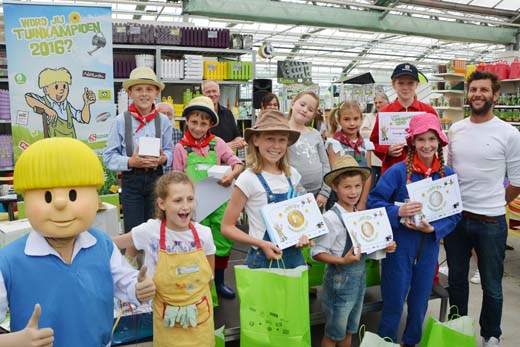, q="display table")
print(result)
[0,194,17,221]
[0,202,120,247]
